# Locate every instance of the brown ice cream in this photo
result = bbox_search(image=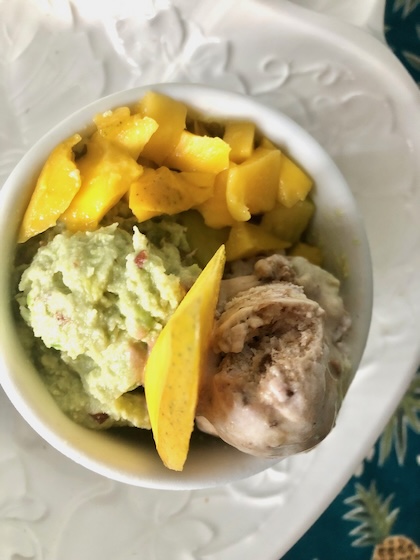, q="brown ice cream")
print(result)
[196,254,351,458]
